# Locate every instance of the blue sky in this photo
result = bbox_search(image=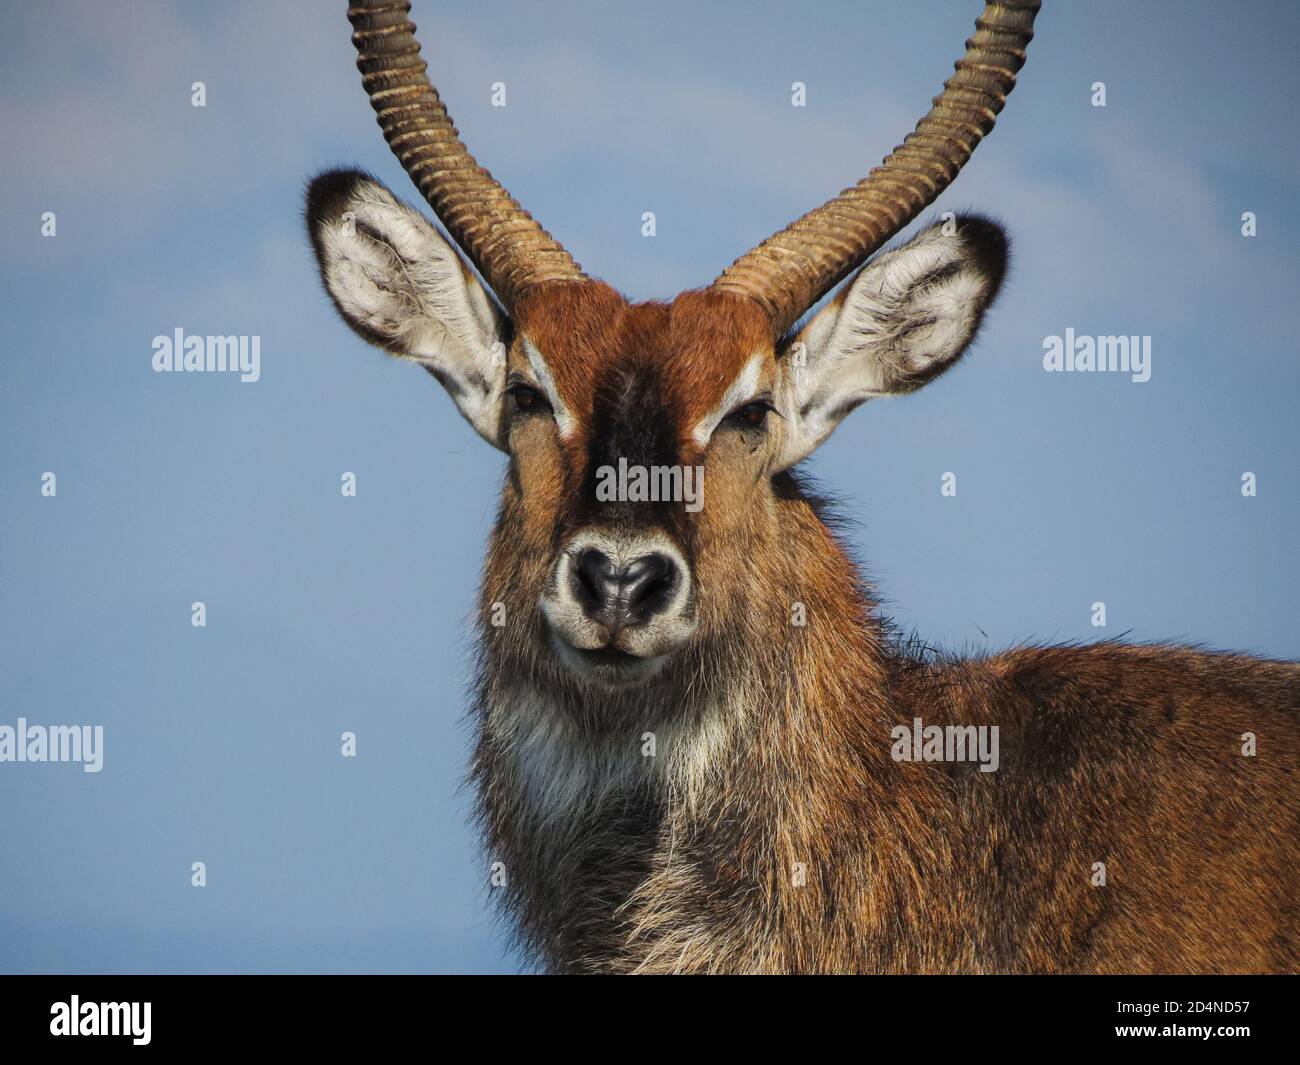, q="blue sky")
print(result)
[1,0,1296,973]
